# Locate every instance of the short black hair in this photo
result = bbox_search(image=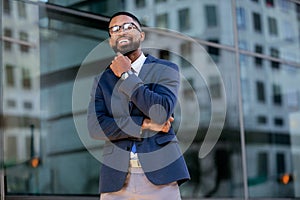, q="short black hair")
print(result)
[108,11,142,29]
